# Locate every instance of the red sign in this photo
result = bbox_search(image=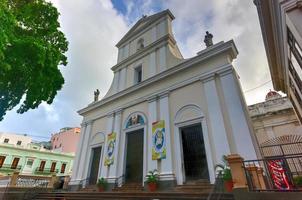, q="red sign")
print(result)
[267,159,291,190]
